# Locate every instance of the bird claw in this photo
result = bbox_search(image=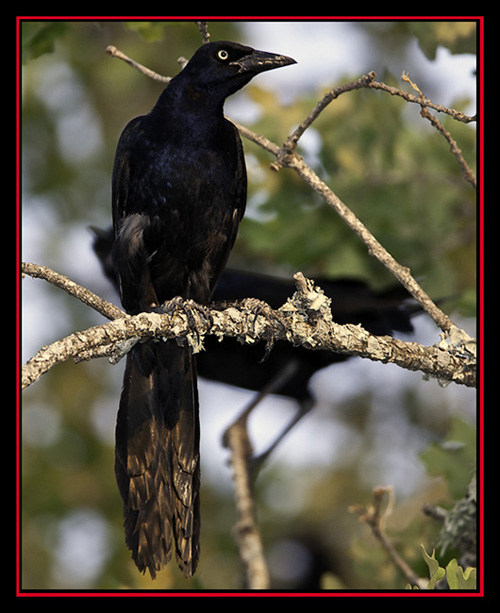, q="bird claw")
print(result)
[156,297,213,351]
[155,295,205,323]
[241,297,279,359]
